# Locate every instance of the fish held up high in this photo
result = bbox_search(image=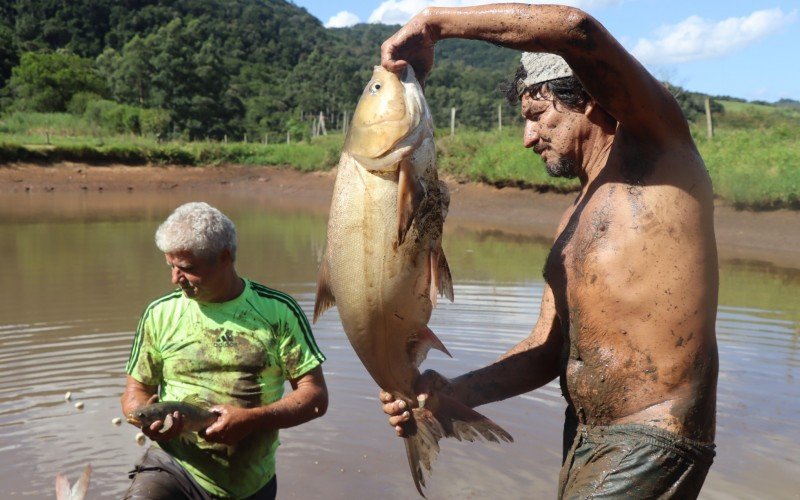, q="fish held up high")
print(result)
[314,65,512,495]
